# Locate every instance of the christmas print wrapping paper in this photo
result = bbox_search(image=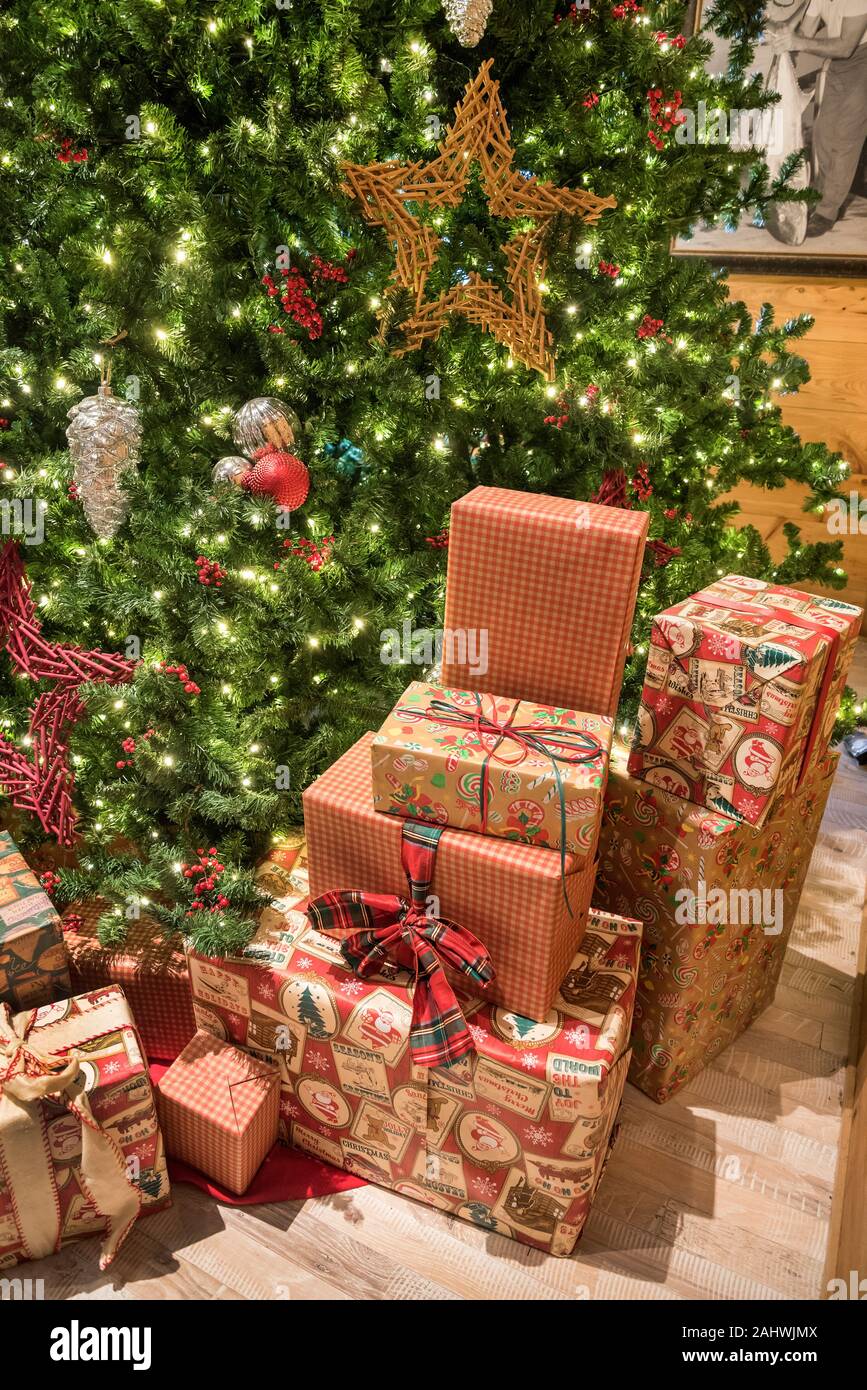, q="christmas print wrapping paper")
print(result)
[371,680,613,859]
[597,741,838,1102]
[64,903,197,1061]
[0,985,170,1269]
[628,574,861,828]
[304,732,598,1022]
[156,1030,280,1195]
[0,830,70,1012]
[186,905,641,1256]
[441,486,649,716]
